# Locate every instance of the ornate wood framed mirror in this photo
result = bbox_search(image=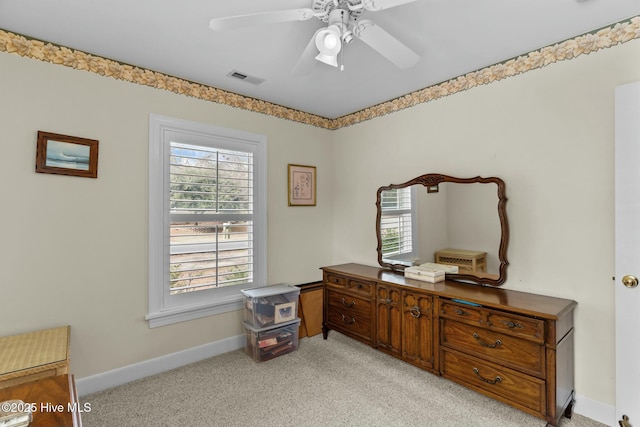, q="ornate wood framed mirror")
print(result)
[375,174,509,286]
